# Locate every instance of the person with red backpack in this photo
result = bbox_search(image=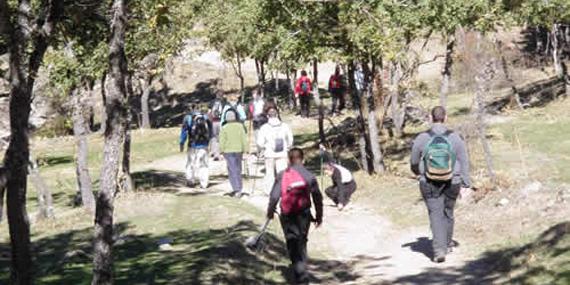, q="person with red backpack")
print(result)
[267,148,323,285]
[294,70,312,118]
[328,66,345,115]
[410,106,471,263]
